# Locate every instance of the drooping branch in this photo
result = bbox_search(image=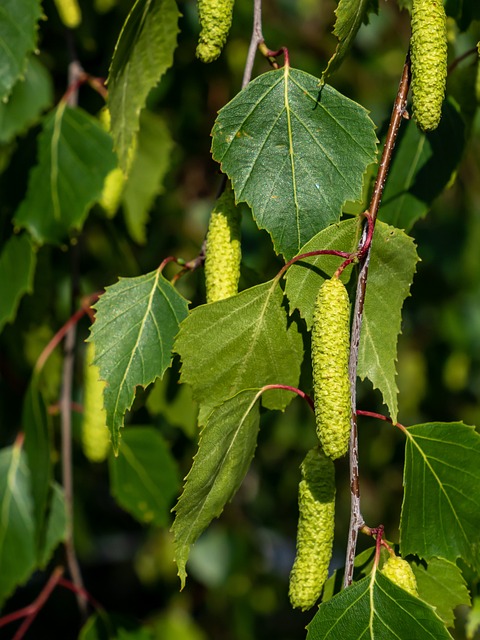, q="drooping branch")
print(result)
[343,54,411,589]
